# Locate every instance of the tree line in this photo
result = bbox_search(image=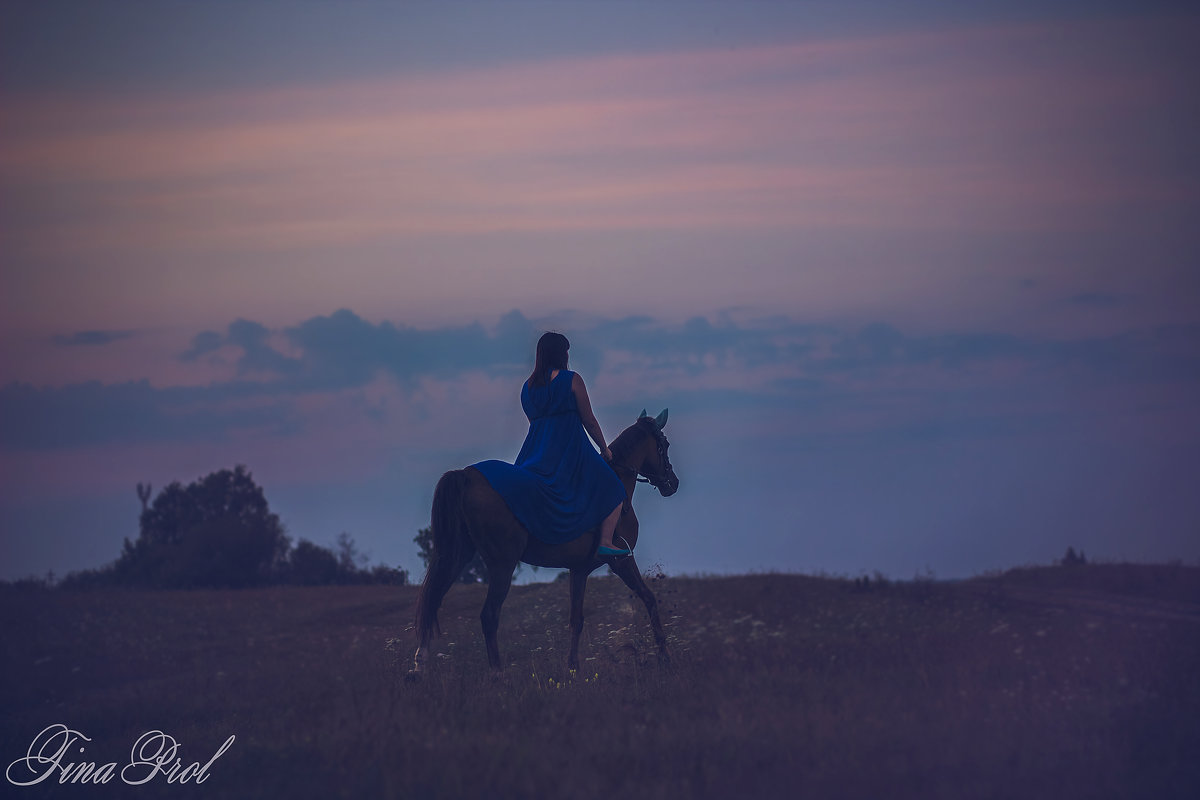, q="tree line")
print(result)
[43,465,407,590]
